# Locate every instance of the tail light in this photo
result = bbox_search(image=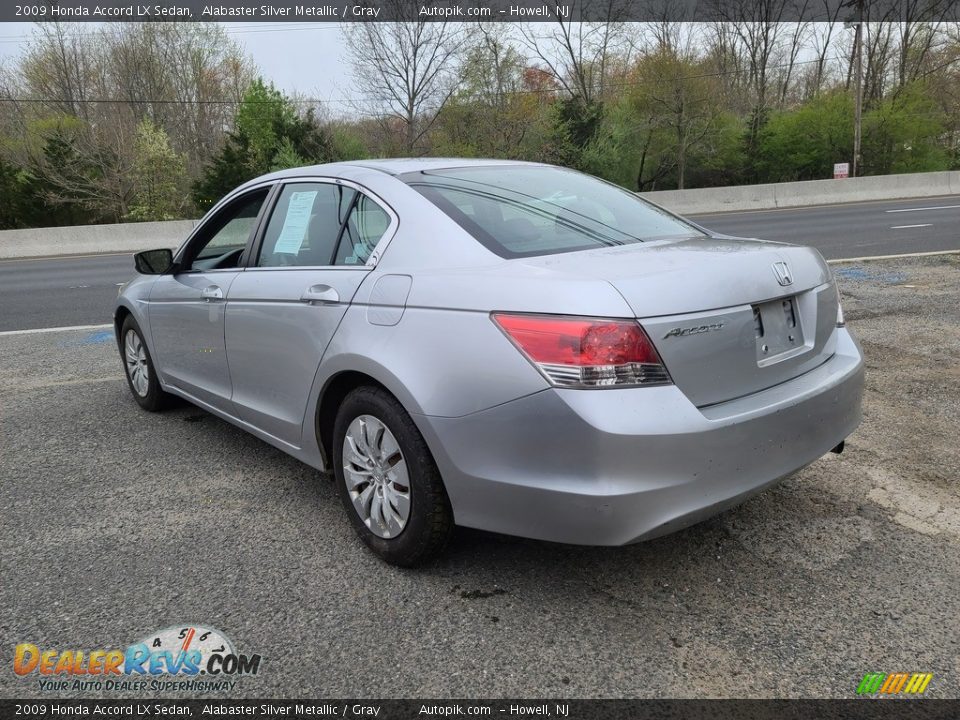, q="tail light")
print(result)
[492,313,671,388]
